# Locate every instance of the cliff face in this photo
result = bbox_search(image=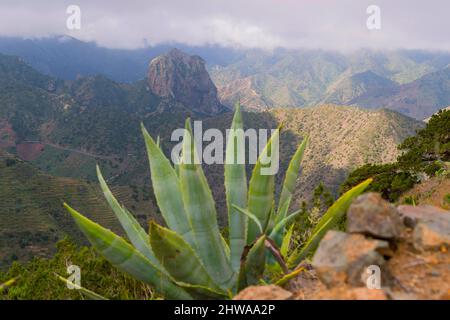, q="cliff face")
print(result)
[148,48,227,115]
